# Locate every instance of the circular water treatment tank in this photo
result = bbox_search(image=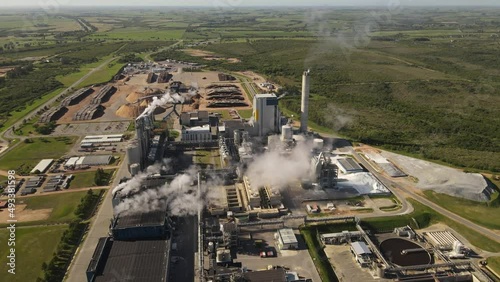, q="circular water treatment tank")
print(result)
[379,238,432,267]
